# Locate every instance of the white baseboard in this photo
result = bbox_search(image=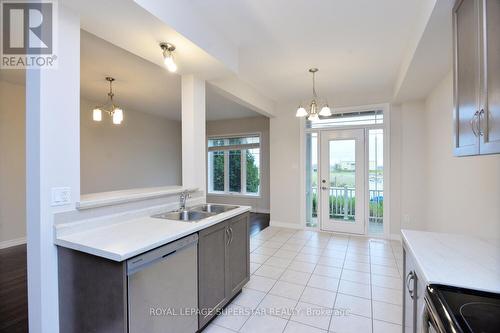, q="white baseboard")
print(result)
[0,237,26,249]
[269,220,303,229]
